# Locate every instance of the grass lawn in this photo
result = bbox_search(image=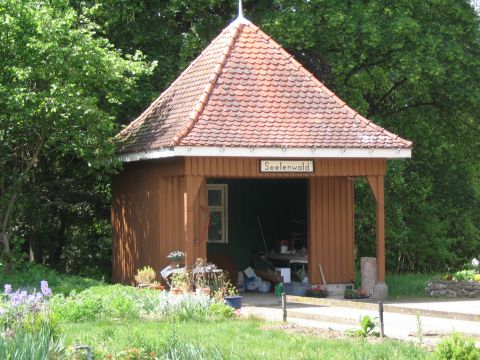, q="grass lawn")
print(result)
[387,273,438,299]
[62,319,430,359]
